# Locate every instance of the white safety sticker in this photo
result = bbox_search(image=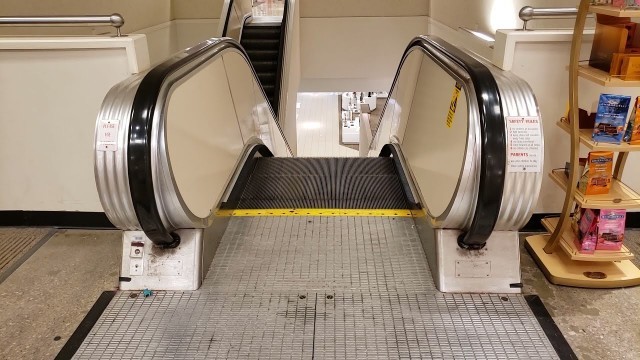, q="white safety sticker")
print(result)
[97,120,120,152]
[506,116,542,173]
